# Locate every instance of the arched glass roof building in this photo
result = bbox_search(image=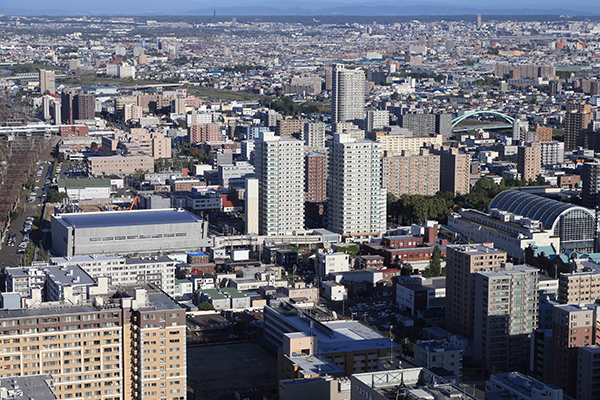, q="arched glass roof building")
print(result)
[489,190,595,253]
